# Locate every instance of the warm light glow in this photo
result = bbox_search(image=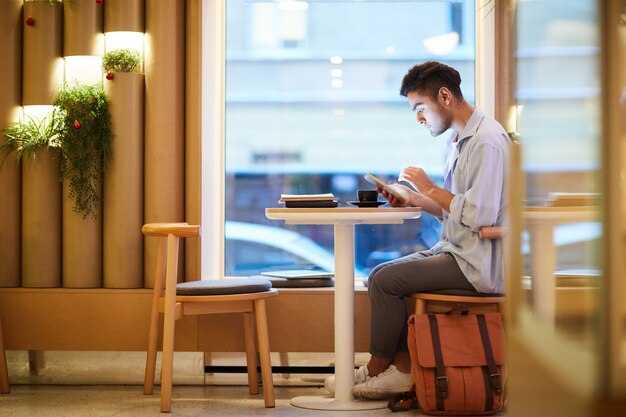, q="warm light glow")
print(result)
[330,56,343,64]
[23,105,54,120]
[423,32,459,56]
[105,31,144,55]
[64,56,103,85]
